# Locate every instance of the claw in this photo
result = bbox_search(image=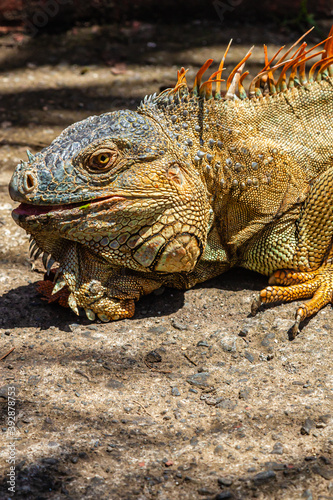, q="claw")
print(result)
[54,266,63,281]
[52,278,67,295]
[34,248,43,260]
[29,242,38,258]
[29,238,36,251]
[68,293,79,315]
[42,252,49,269]
[46,256,56,275]
[85,309,96,321]
[97,313,110,322]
